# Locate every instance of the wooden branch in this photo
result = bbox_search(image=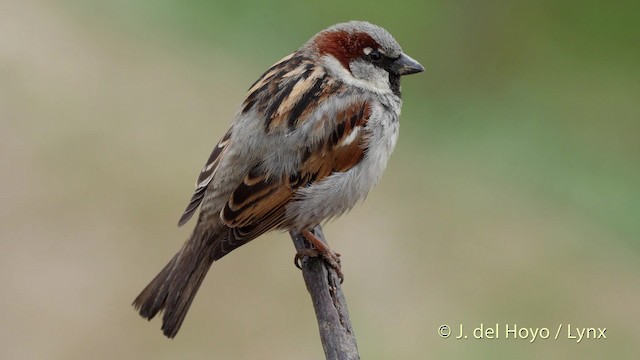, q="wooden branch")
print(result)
[290,226,360,360]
